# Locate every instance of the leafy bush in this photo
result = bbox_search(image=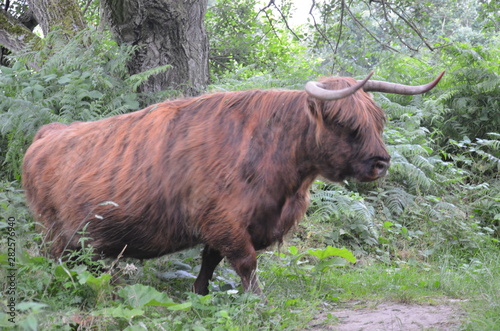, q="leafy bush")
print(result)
[305,181,378,252]
[445,134,500,237]
[429,42,500,144]
[377,93,497,250]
